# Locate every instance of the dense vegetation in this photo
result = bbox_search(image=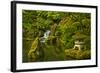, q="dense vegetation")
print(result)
[22,10,91,62]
